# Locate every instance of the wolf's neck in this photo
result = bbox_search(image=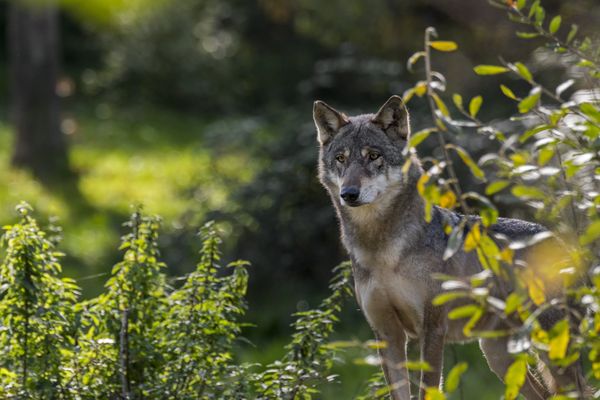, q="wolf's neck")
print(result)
[338,181,425,252]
